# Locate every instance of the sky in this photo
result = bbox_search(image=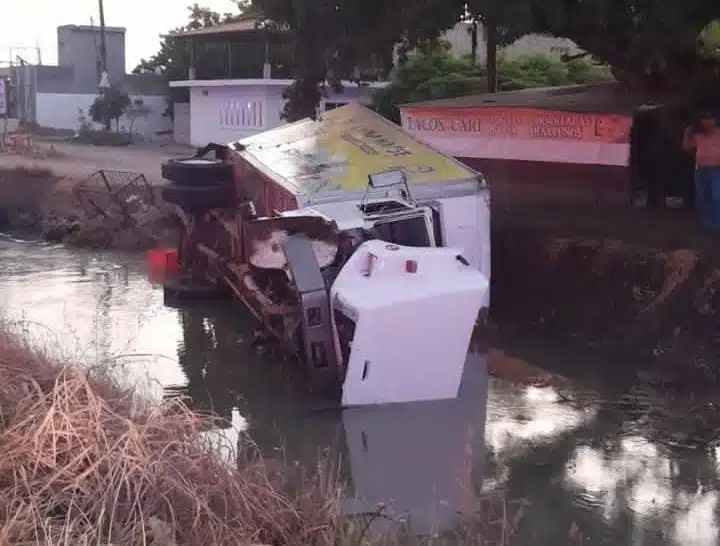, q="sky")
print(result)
[0,0,239,72]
